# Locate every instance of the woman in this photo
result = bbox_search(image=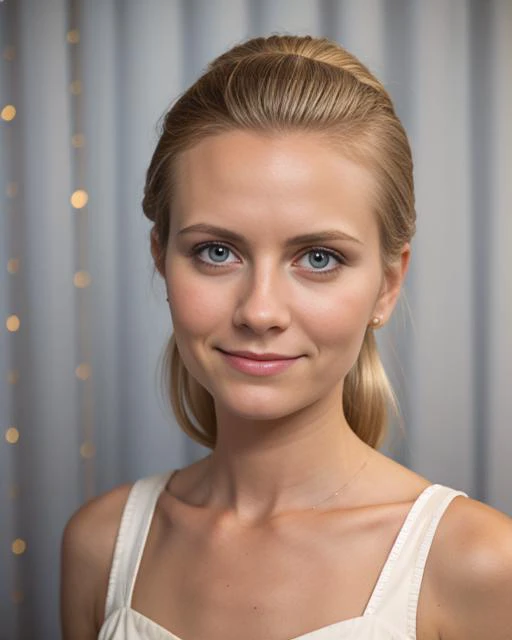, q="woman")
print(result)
[61,35,512,639]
